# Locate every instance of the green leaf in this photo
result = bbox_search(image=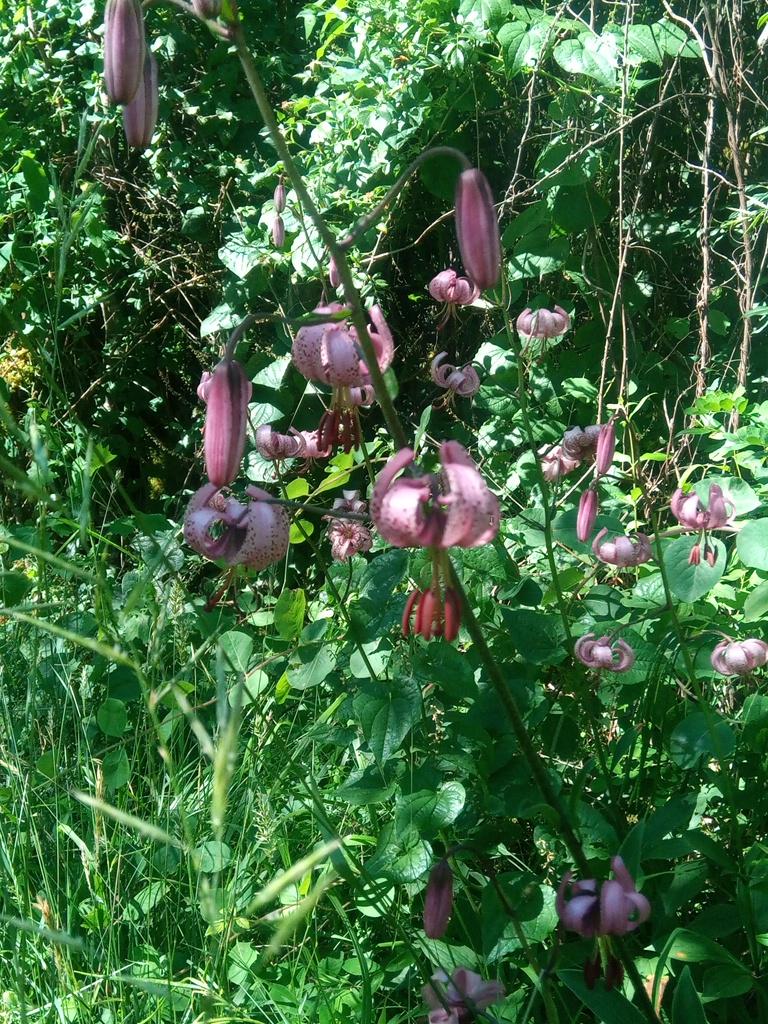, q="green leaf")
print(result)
[552,185,610,232]
[0,571,32,606]
[218,631,254,673]
[553,32,619,87]
[693,476,759,515]
[499,608,567,664]
[336,764,400,805]
[102,747,131,790]
[353,677,422,764]
[21,154,49,213]
[744,580,768,621]
[287,641,336,690]
[97,698,127,737]
[367,822,432,882]
[218,232,263,279]
[274,589,306,640]
[663,536,725,602]
[497,20,551,74]
[669,713,735,769]
[671,967,708,1024]
[394,782,466,839]
[414,642,477,700]
[194,840,232,872]
[668,928,750,971]
[458,0,512,28]
[558,969,646,1024]
[737,520,768,570]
